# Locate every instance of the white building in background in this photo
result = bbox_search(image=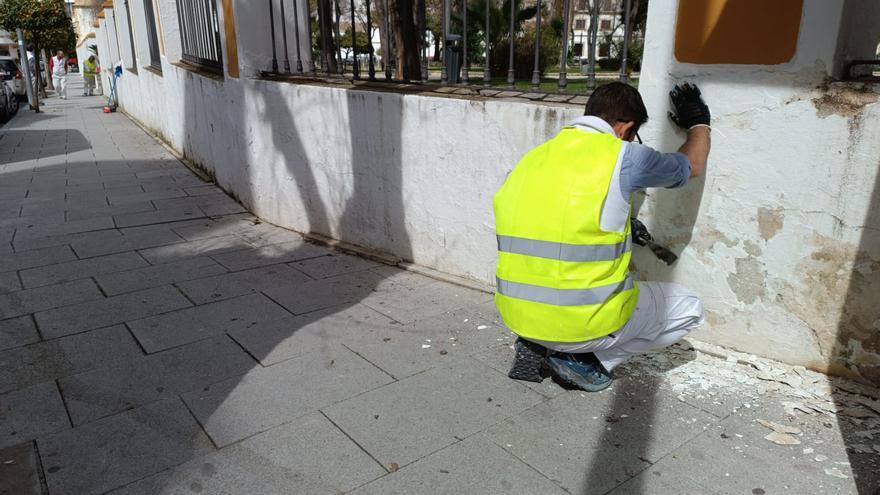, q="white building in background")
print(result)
[93,0,880,384]
[570,0,624,61]
[0,30,18,58]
